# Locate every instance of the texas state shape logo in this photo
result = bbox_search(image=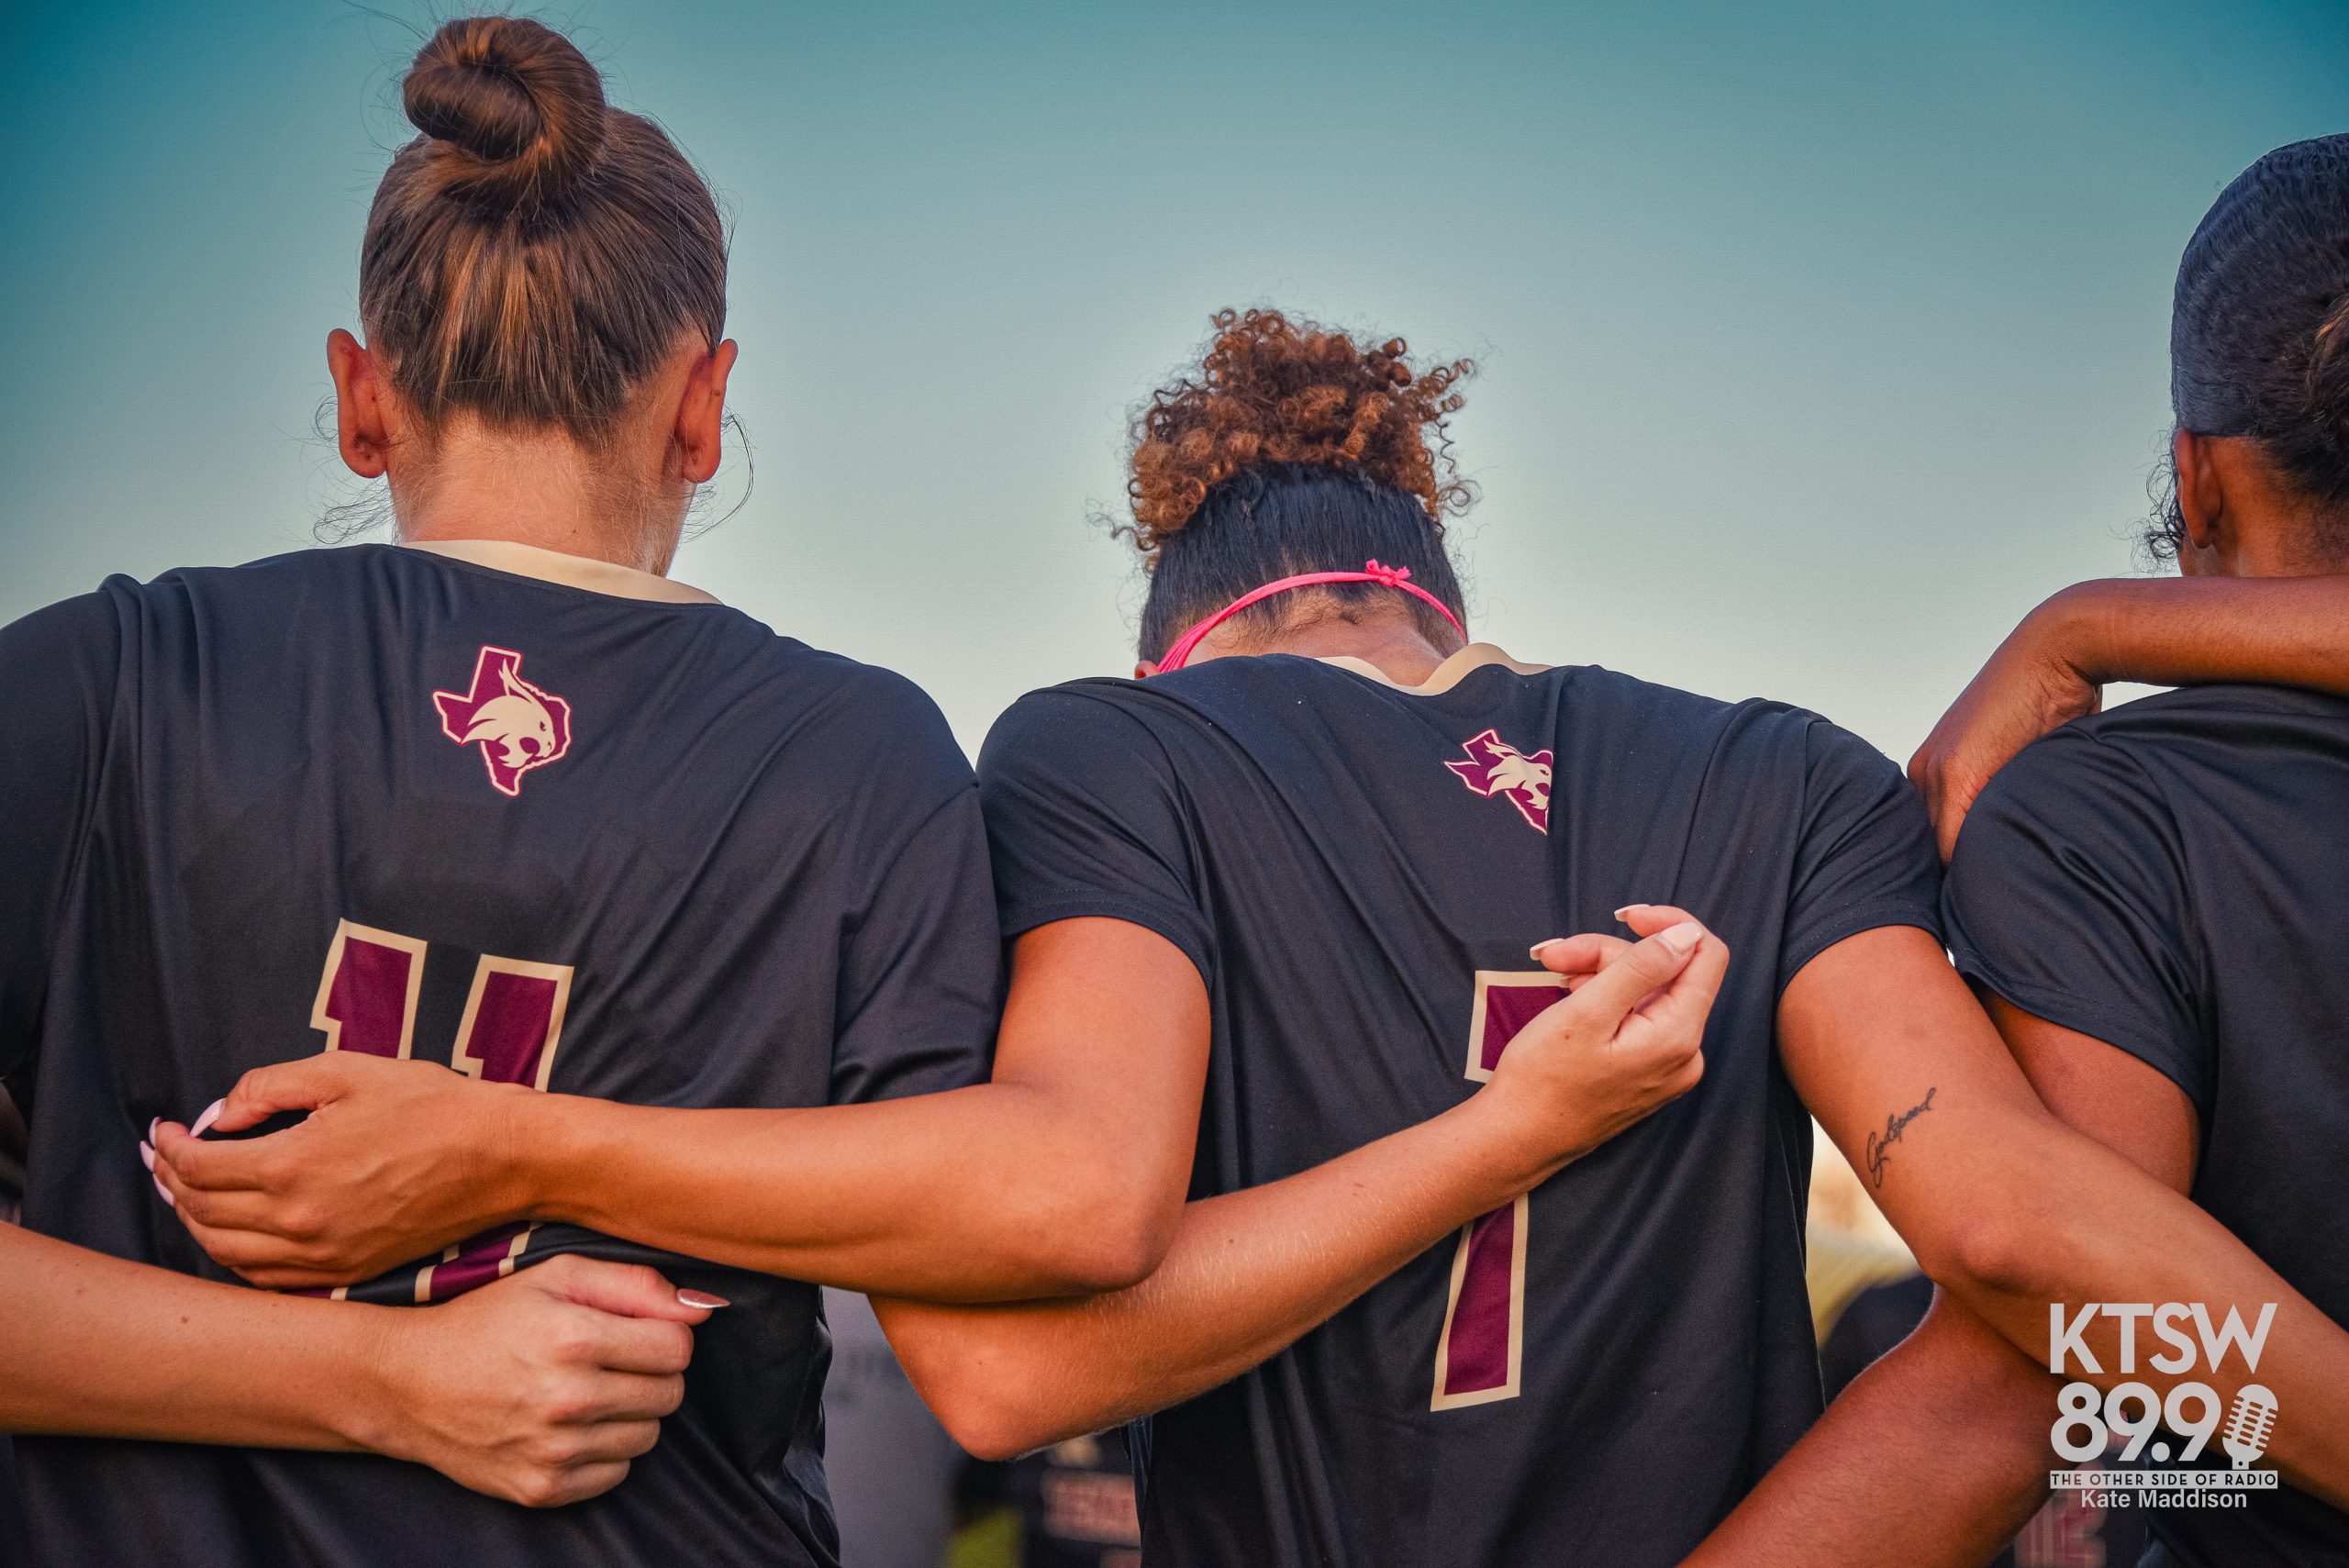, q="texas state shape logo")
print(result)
[1445,728,1553,834]
[434,646,573,797]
